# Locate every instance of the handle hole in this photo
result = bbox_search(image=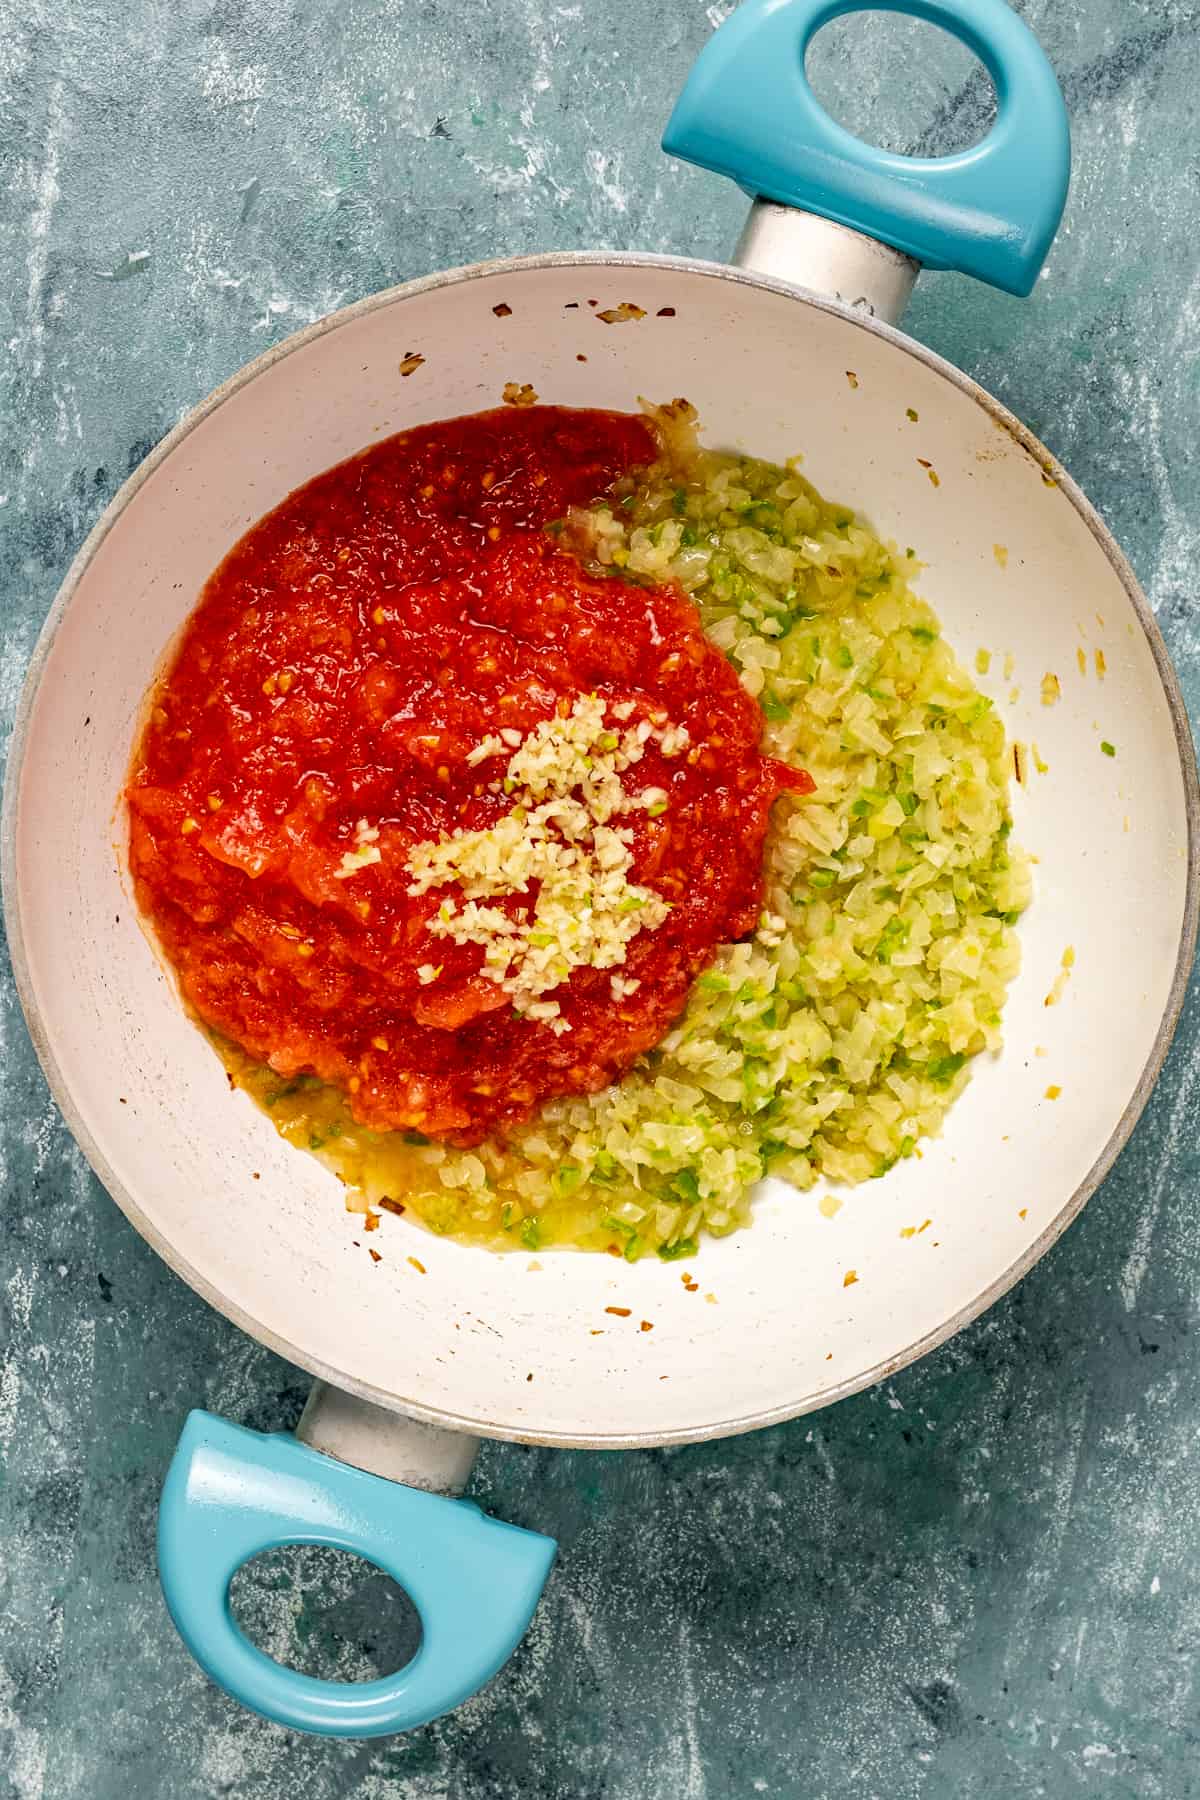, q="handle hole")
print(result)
[805,10,997,156]
[229,1545,422,1682]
